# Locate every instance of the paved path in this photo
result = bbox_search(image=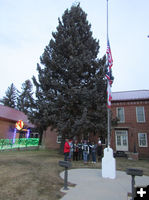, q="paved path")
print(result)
[60,169,149,200]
